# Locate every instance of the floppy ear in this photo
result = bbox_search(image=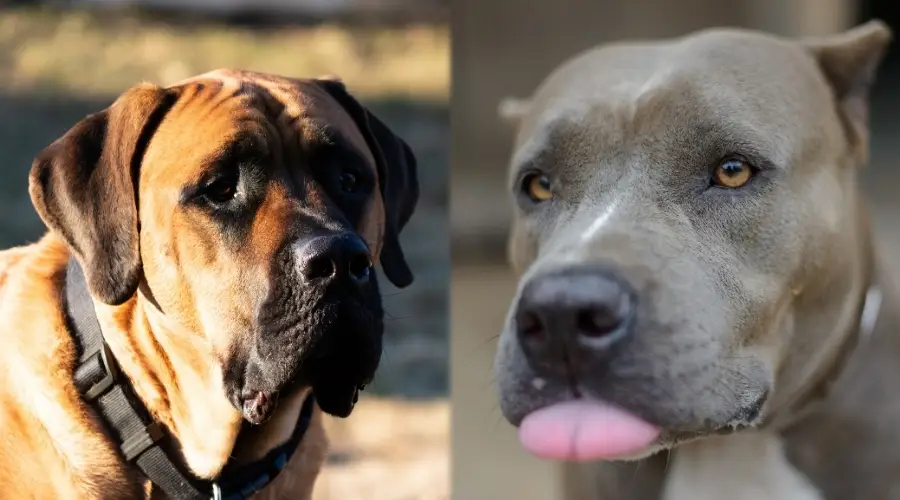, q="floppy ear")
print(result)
[802,19,892,165]
[316,79,419,288]
[29,83,179,305]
